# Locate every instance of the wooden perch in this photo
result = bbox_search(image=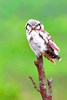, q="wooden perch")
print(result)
[29,55,52,100]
